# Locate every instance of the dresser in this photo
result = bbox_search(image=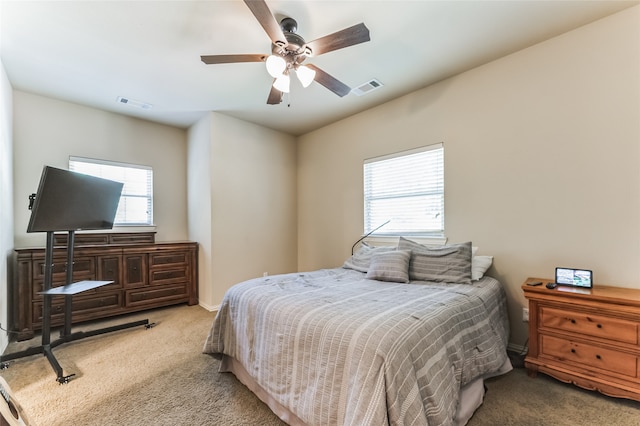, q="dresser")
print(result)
[12,232,198,341]
[522,278,640,402]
